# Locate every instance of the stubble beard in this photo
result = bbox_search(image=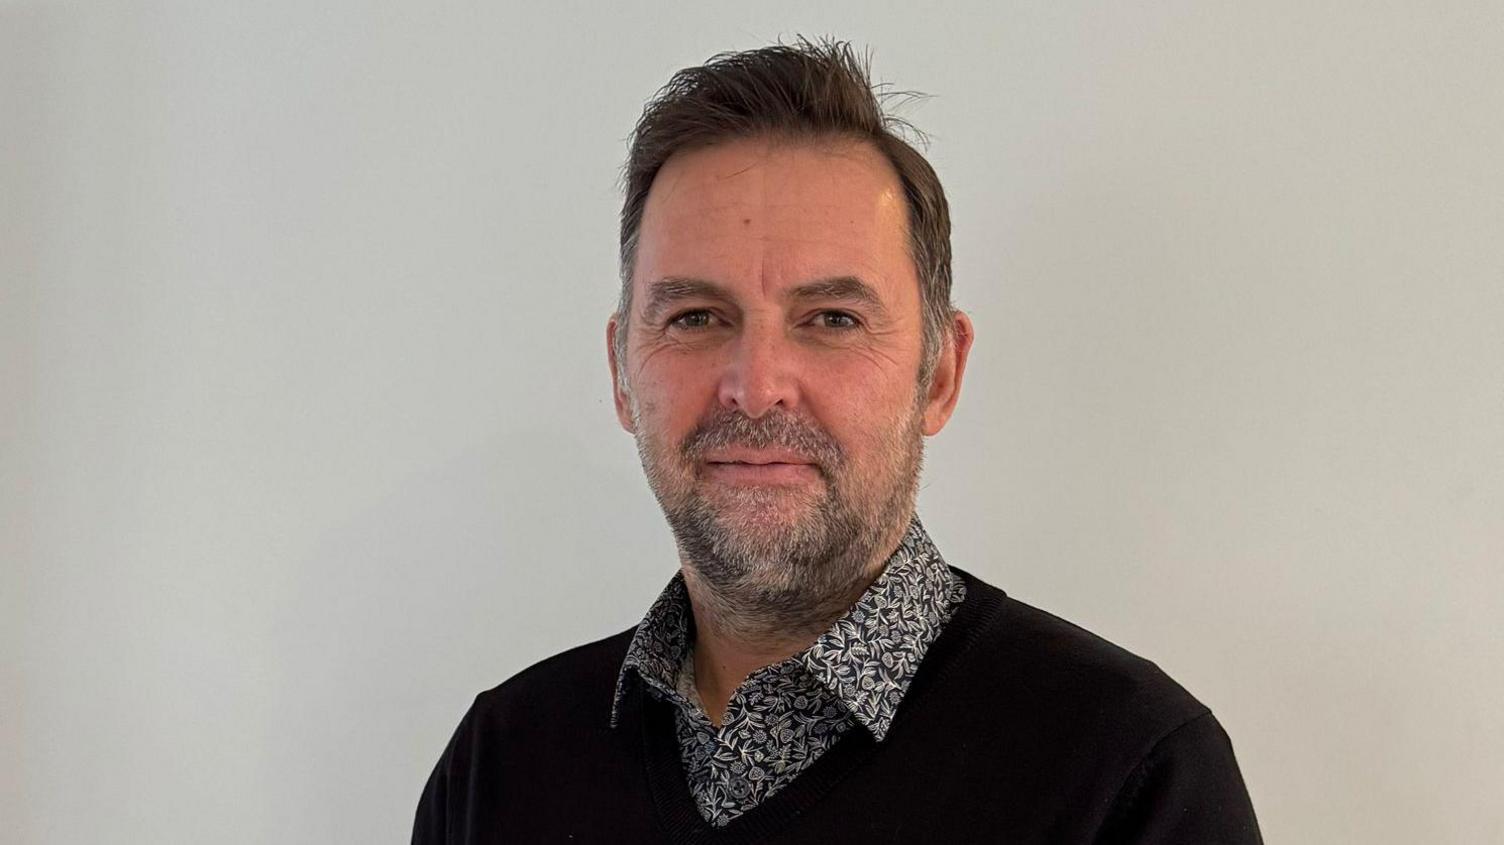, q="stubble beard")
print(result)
[632,396,927,645]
